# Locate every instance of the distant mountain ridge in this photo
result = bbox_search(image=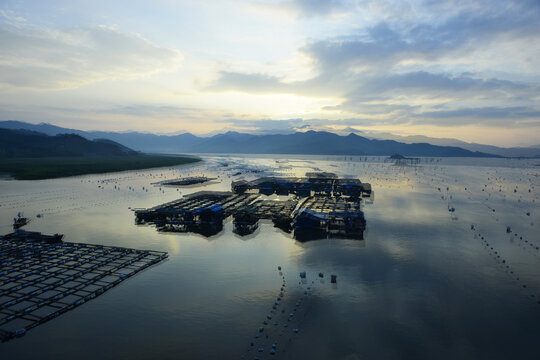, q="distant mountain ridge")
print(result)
[0,120,524,158]
[0,128,137,158]
[359,132,540,157]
